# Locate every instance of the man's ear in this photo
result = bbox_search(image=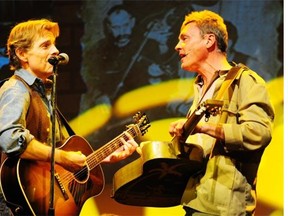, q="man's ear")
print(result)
[15,48,27,63]
[205,34,216,47]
